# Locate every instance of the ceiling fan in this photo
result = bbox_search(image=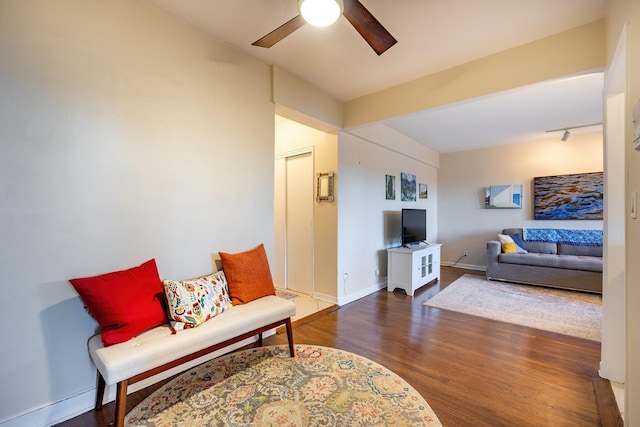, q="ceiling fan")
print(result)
[252,0,397,56]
